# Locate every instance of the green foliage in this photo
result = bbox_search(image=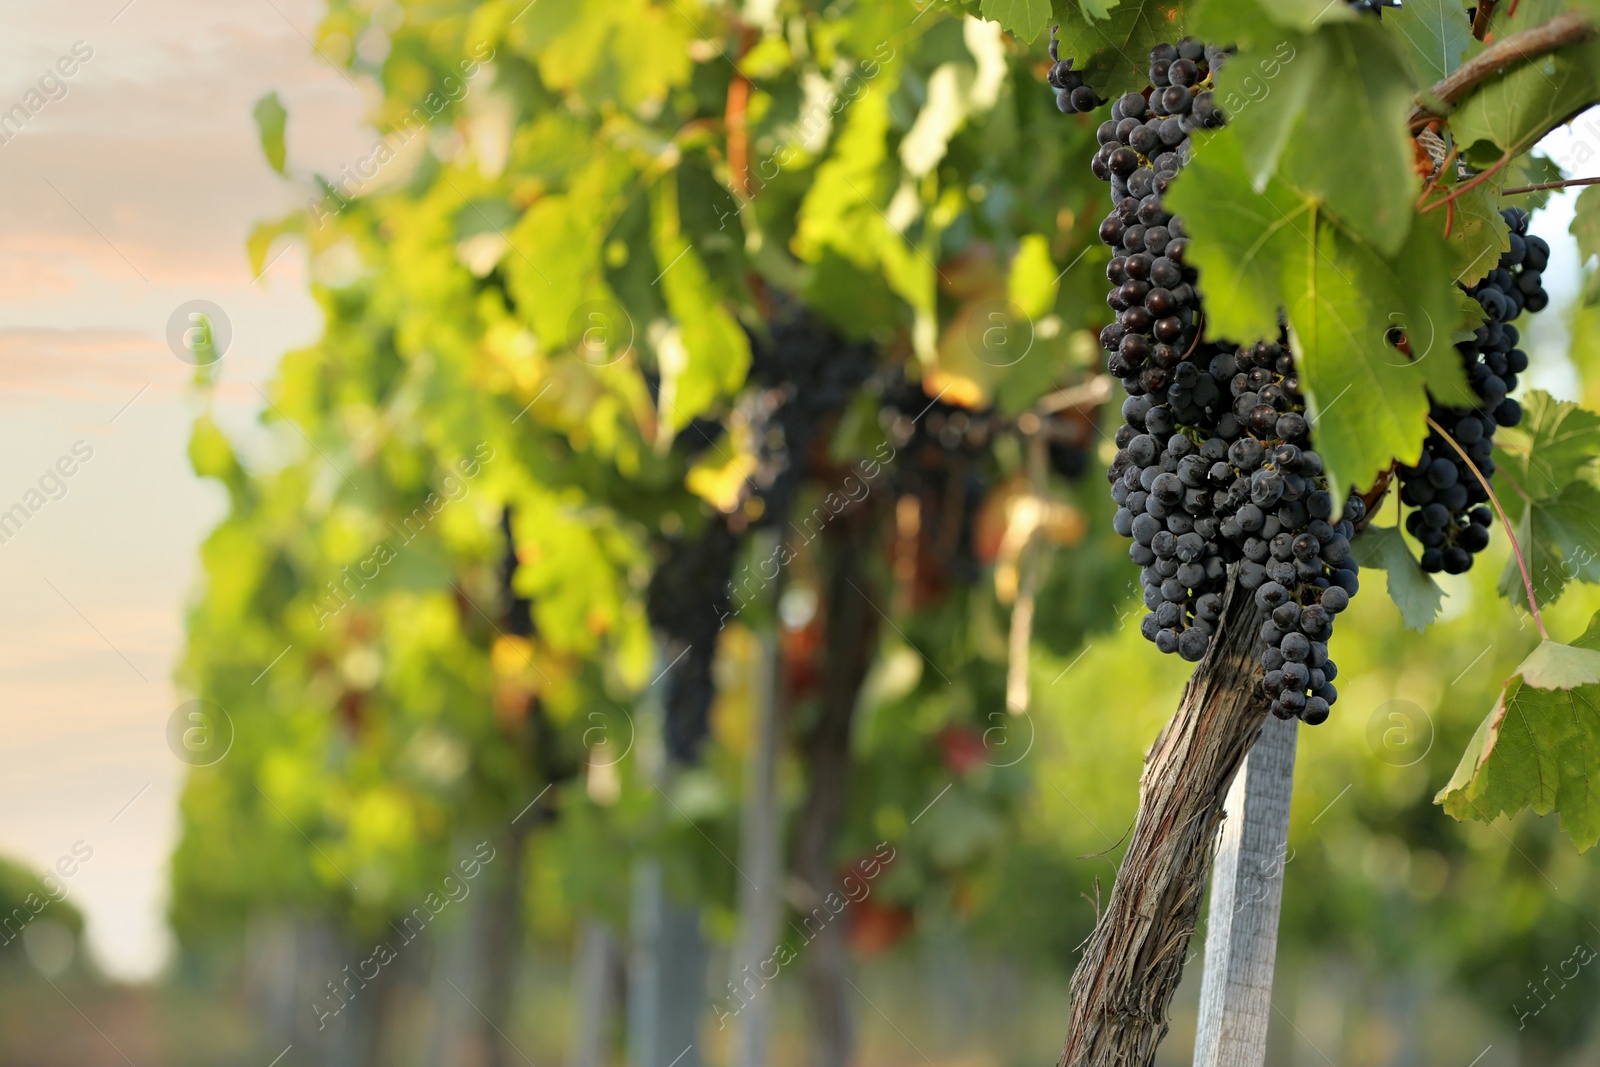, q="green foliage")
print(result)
[1438,614,1600,850]
[1218,19,1419,256]
[174,0,1127,969]
[1495,391,1600,608]
[1390,0,1473,84]
[1505,151,1565,210]
[1167,132,1473,497]
[253,91,288,175]
[1443,182,1512,287]
[1448,0,1600,166]
[980,0,1052,42]
[1048,0,1187,97]
[1572,184,1600,265]
[168,5,1600,1054]
[1501,480,1600,608]
[1352,524,1446,632]
[1519,636,1600,687]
